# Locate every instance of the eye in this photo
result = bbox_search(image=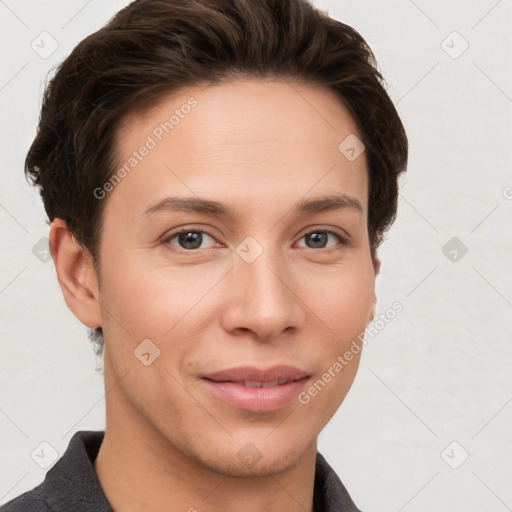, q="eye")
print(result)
[296,229,347,250]
[163,229,218,251]
[162,227,348,254]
